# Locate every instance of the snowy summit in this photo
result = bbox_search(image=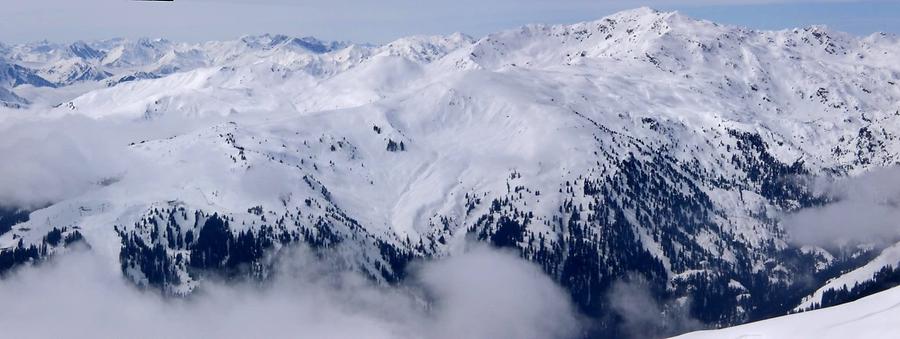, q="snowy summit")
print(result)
[2,7,900,339]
